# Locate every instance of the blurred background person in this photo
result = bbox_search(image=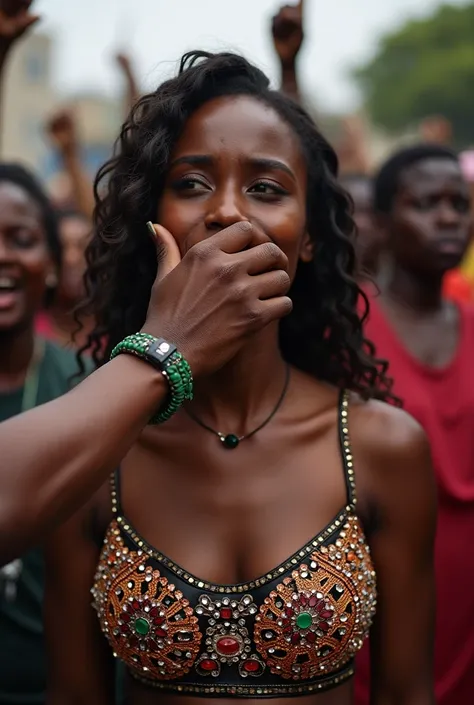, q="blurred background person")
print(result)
[356,144,474,705]
[0,162,87,705]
